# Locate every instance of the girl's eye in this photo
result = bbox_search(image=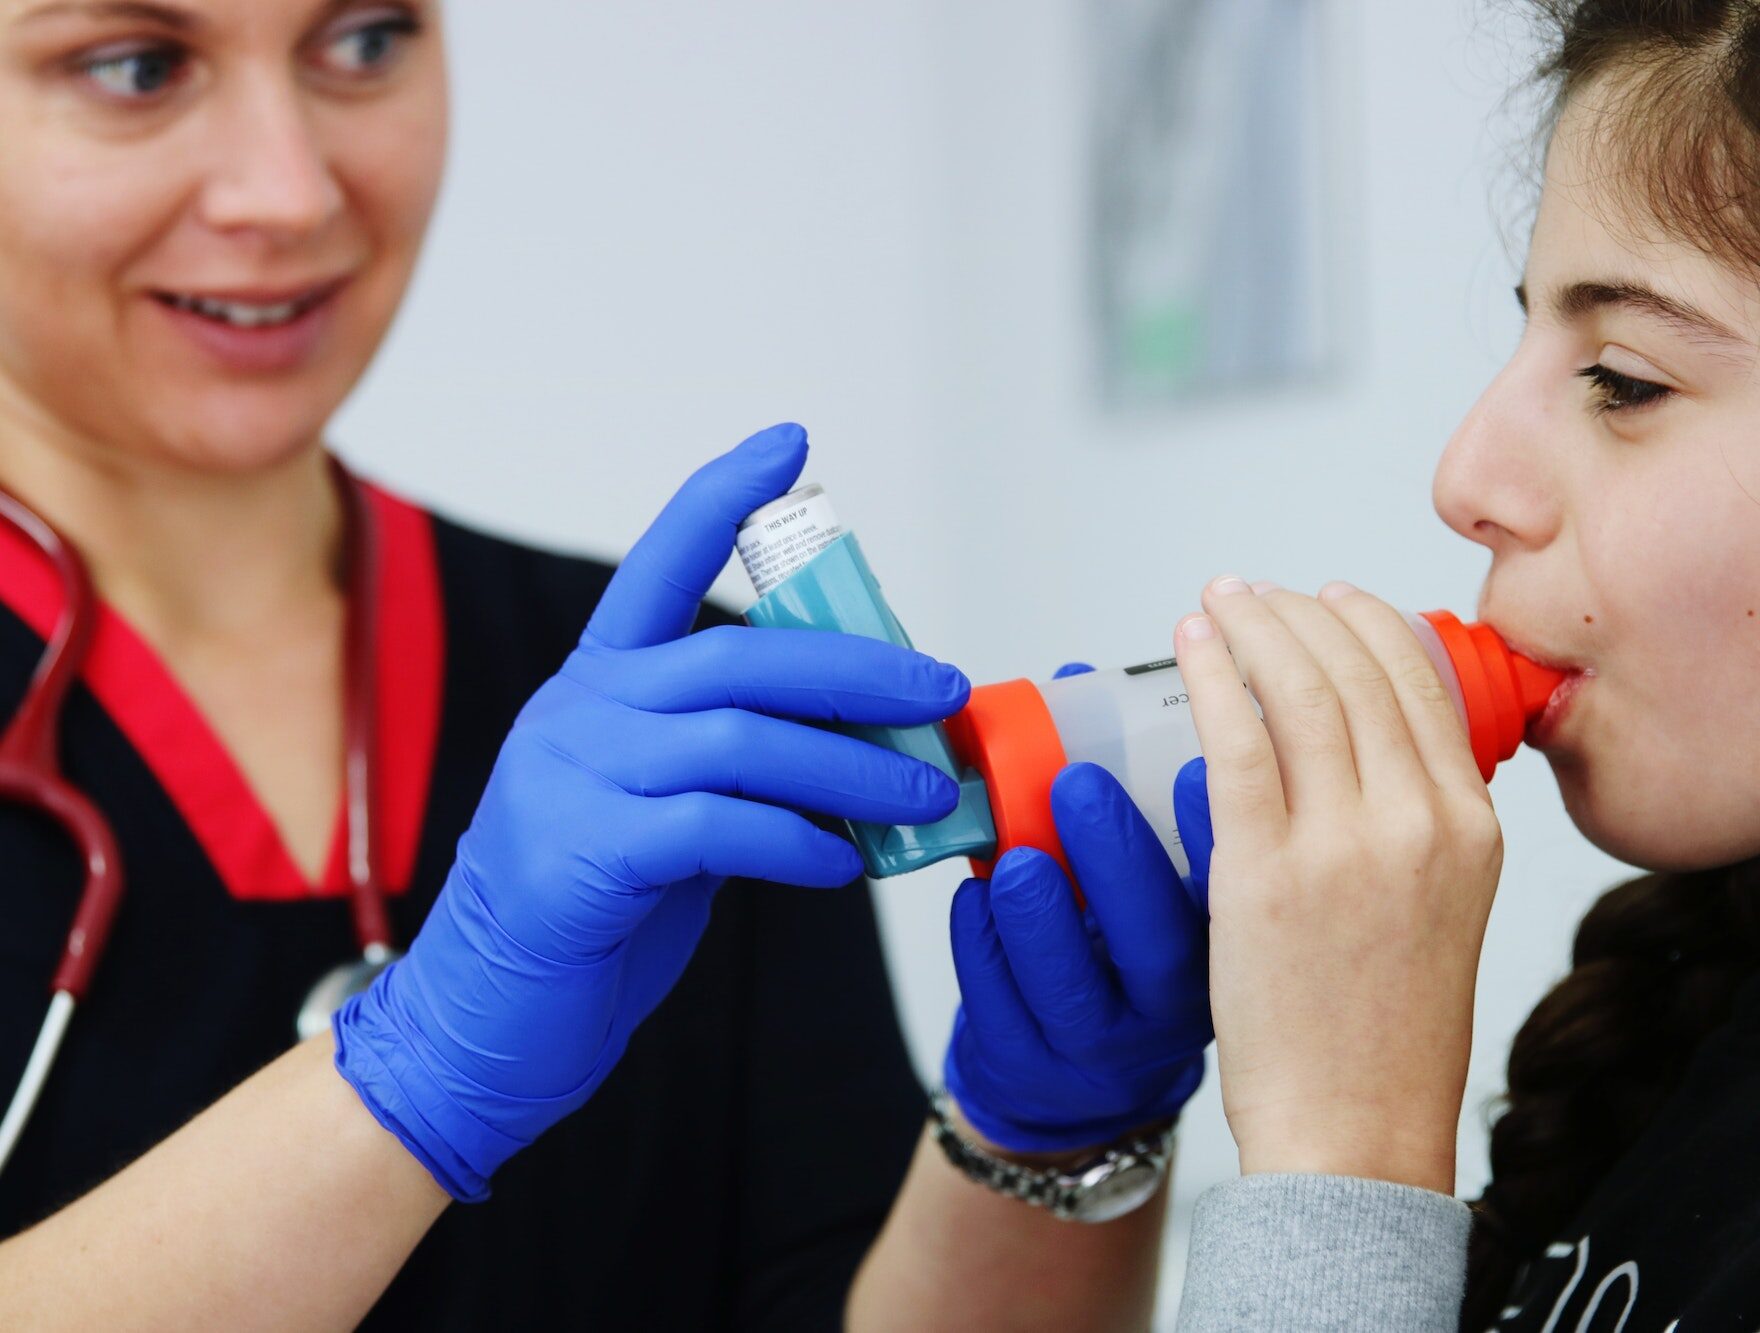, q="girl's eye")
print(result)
[318,14,421,77]
[1576,362,1673,415]
[80,45,188,100]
